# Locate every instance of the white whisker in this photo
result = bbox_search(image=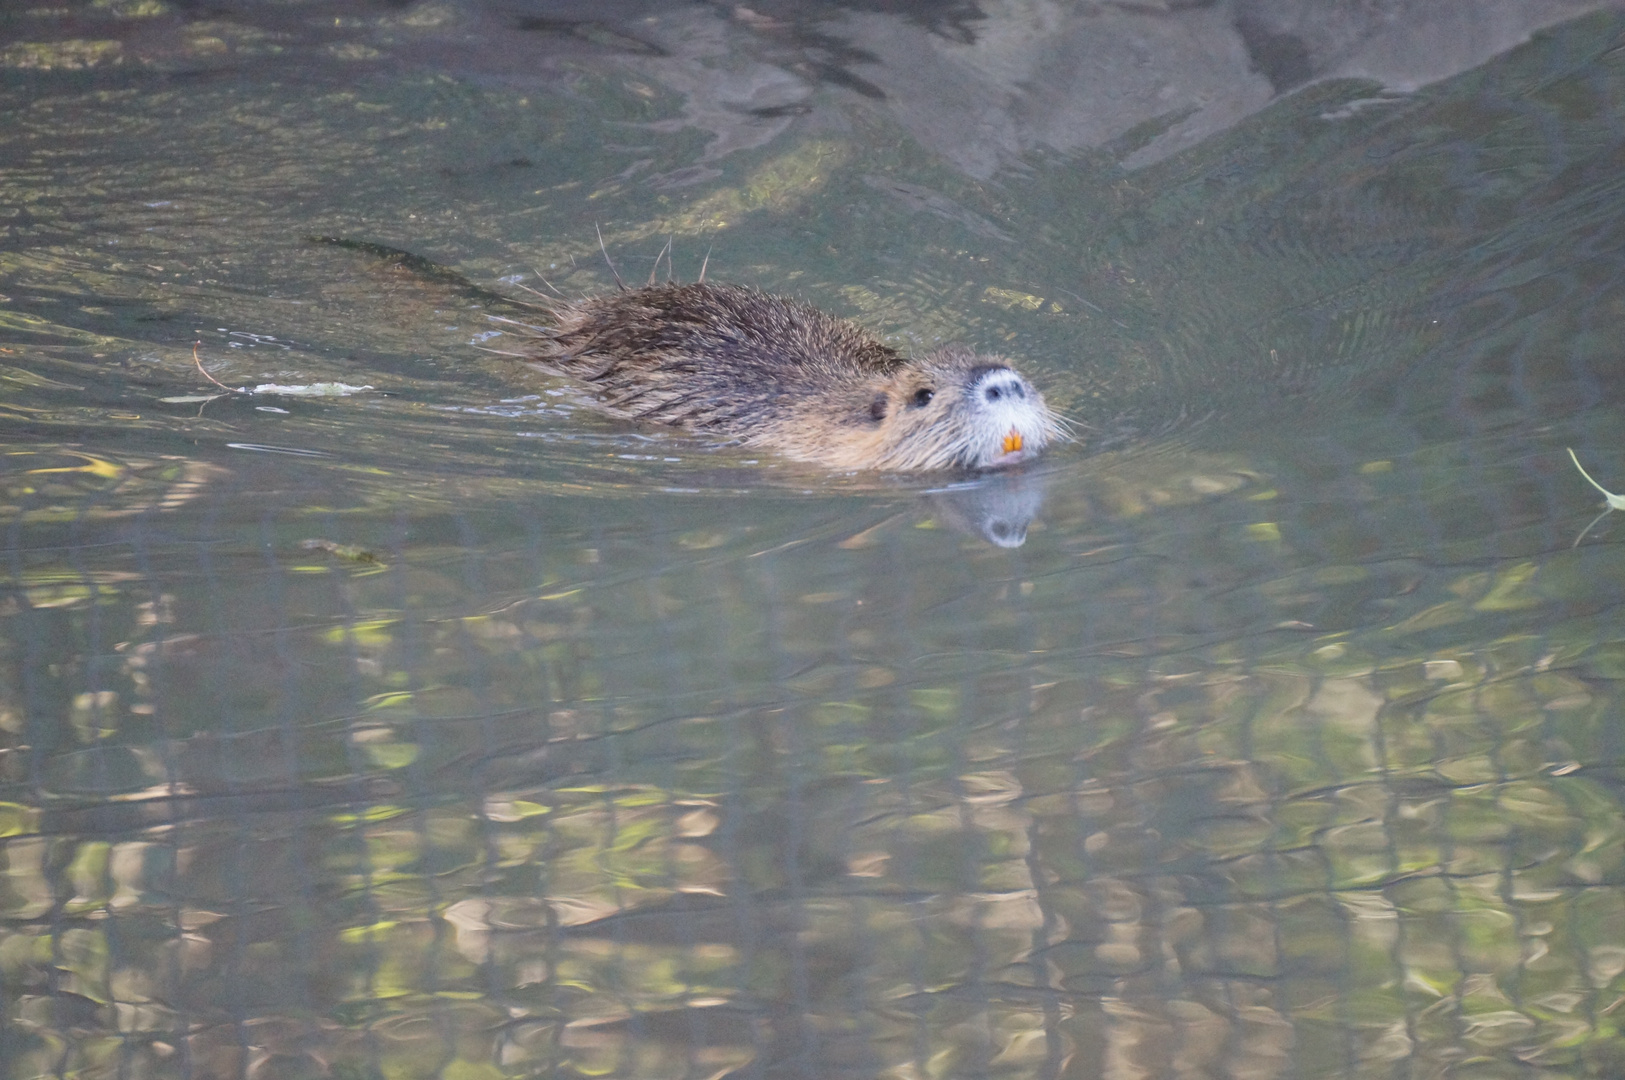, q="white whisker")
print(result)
[488,315,558,335]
